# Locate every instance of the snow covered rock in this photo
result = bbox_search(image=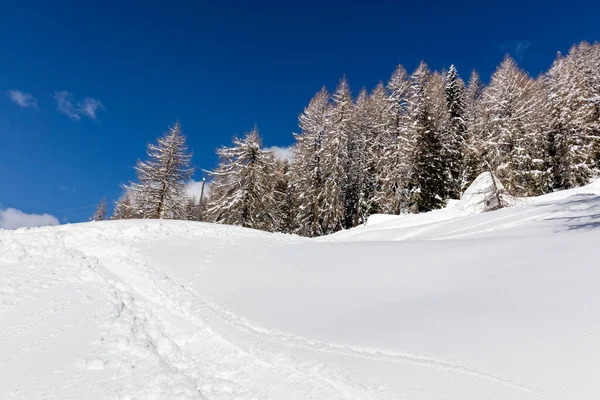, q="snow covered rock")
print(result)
[457,171,515,214]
